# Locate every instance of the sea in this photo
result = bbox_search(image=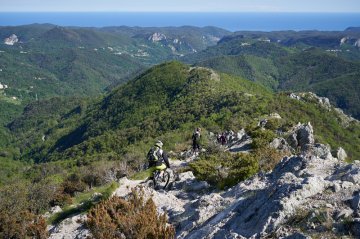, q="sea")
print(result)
[0,12,360,31]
